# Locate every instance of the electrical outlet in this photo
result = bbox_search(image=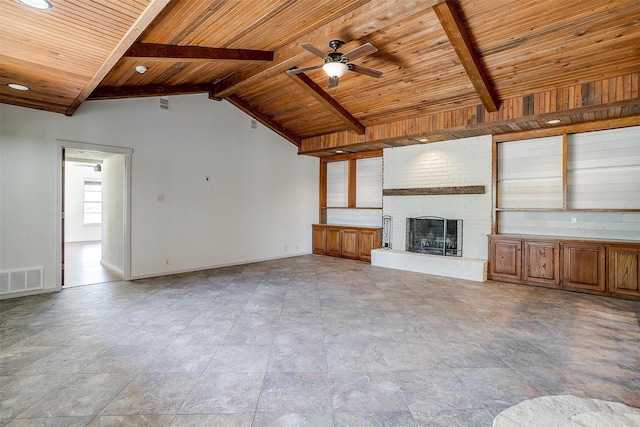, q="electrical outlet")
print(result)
[571,216,577,224]
[164,258,170,266]
[284,245,288,252]
[157,194,165,202]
